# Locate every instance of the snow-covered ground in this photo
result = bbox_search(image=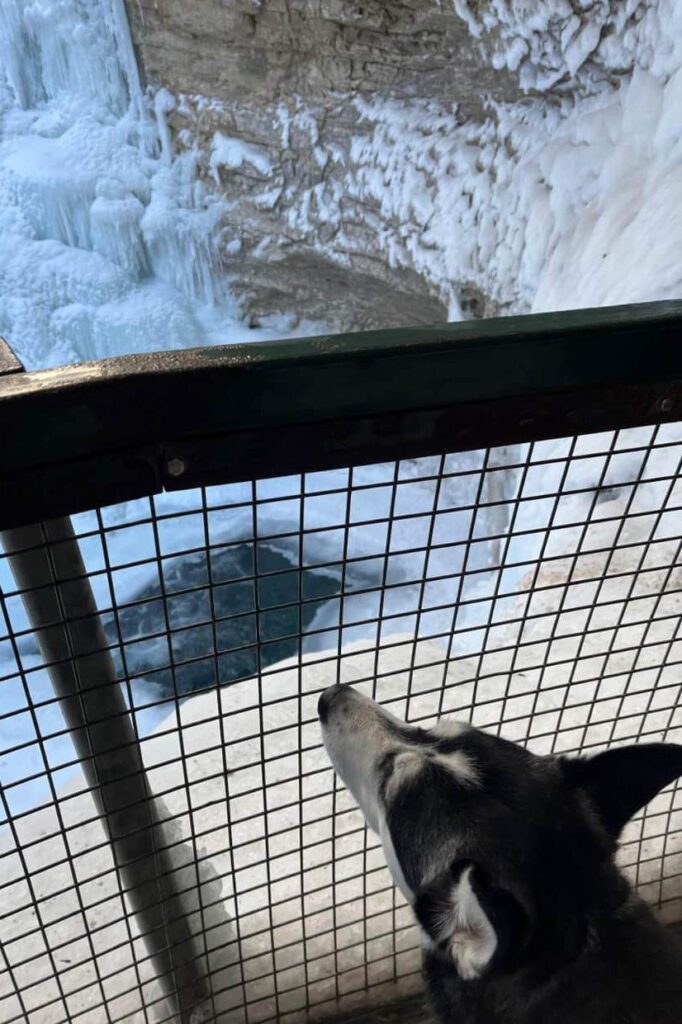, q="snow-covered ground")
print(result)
[1,0,682,1021]
[3,556,681,1023]
[2,427,681,1023]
